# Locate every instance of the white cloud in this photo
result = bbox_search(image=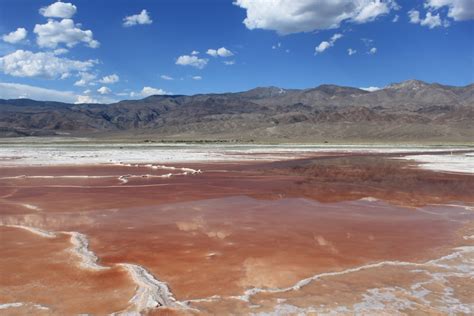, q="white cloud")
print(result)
[0,82,116,104]
[0,82,77,102]
[360,86,381,91]
[234,0,398,35]
[315,33,342,54]
[272,42,282,49]
[368,47,377,54]
[40,1,77,19]
[207,47,234,57]
[206,49,218,57]
[315,41,331,53]
[0,50,96,79]
[351,0,394,23]
[141,86,167,96]
[75,95,100,104]
[53,48,68,55]
[99,74,119,84]
[192,76,202,80]
[73,79,86,87]
[223,60,235,65]
[97,86,111,95]
[2,28,28,44]
[425,0,474,21]
[160,74,174,80]
[175,55,208,69]
[408,9,443,28]
[123,9,153,27]
[191,50,200,55]
[130,86,169,98]
[74,72,96,87]
[348,48,357,55]
[34,18,99,48]
[330,33,343,41]
[392,14,399,22]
